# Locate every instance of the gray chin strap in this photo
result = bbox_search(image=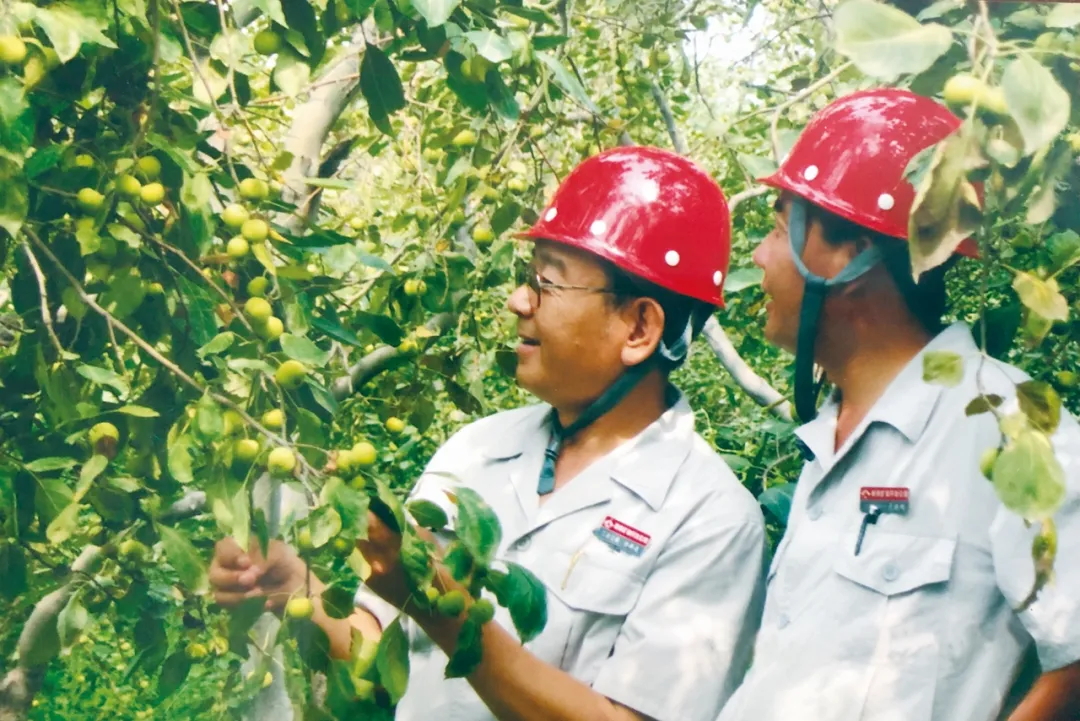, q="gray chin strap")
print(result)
[536,315,696,495]
[787,197,882,422]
